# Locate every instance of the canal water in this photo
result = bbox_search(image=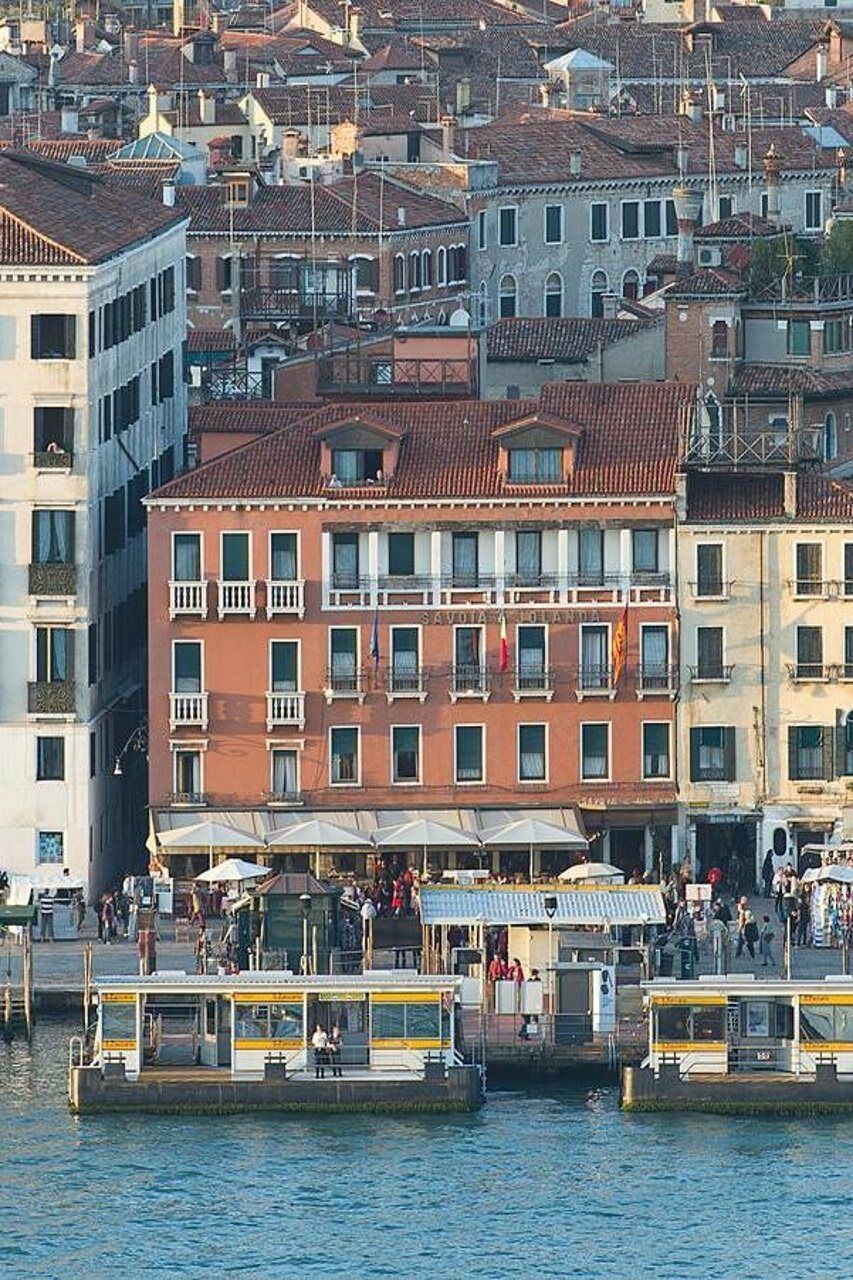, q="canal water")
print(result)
[2,1019,852,1280]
